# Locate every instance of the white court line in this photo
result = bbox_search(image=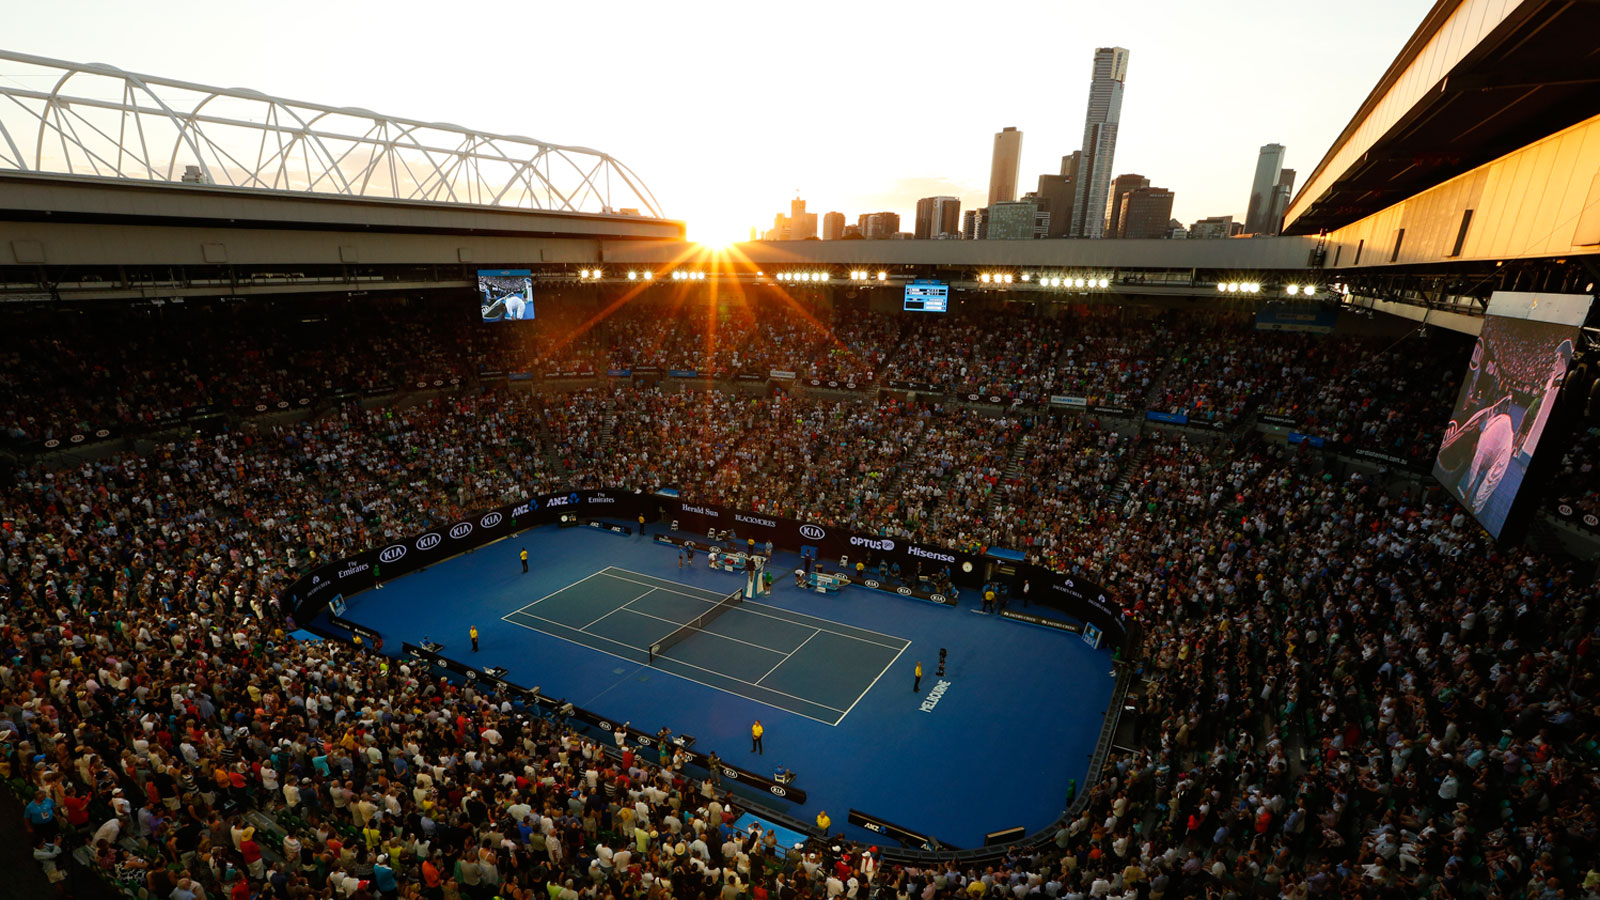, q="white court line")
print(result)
[578,587,656,631]
[835,640,909,727]
[508,569,613,616]
[602,607,789,657]
[499,605,851,717]
[601,568,909,651]
[755,628,819,686]
[497,609,843,726]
